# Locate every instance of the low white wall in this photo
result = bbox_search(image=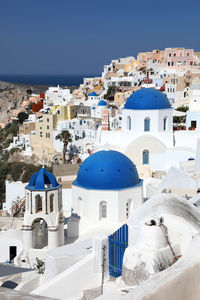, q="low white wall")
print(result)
[32,253,102,300]
[120,235,200,300]
[15,272,40,293]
